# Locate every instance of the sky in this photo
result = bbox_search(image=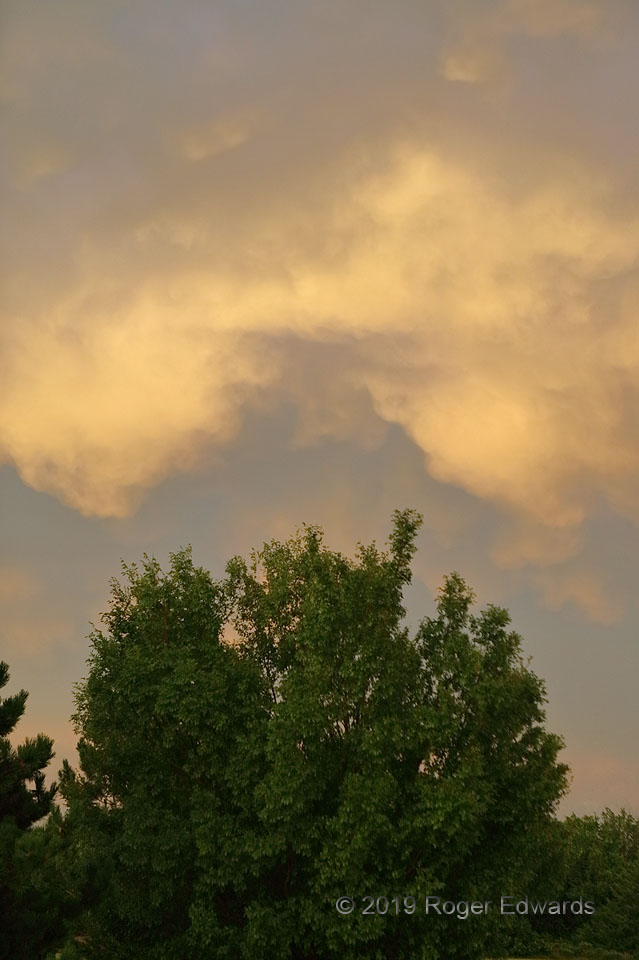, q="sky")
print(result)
[1,0,638,817]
